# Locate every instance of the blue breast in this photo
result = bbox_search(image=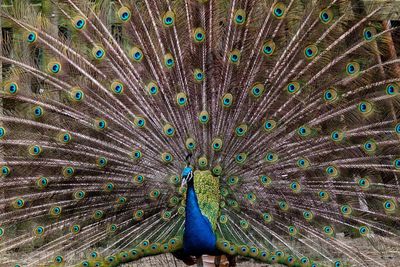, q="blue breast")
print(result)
[183,184,218,256]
